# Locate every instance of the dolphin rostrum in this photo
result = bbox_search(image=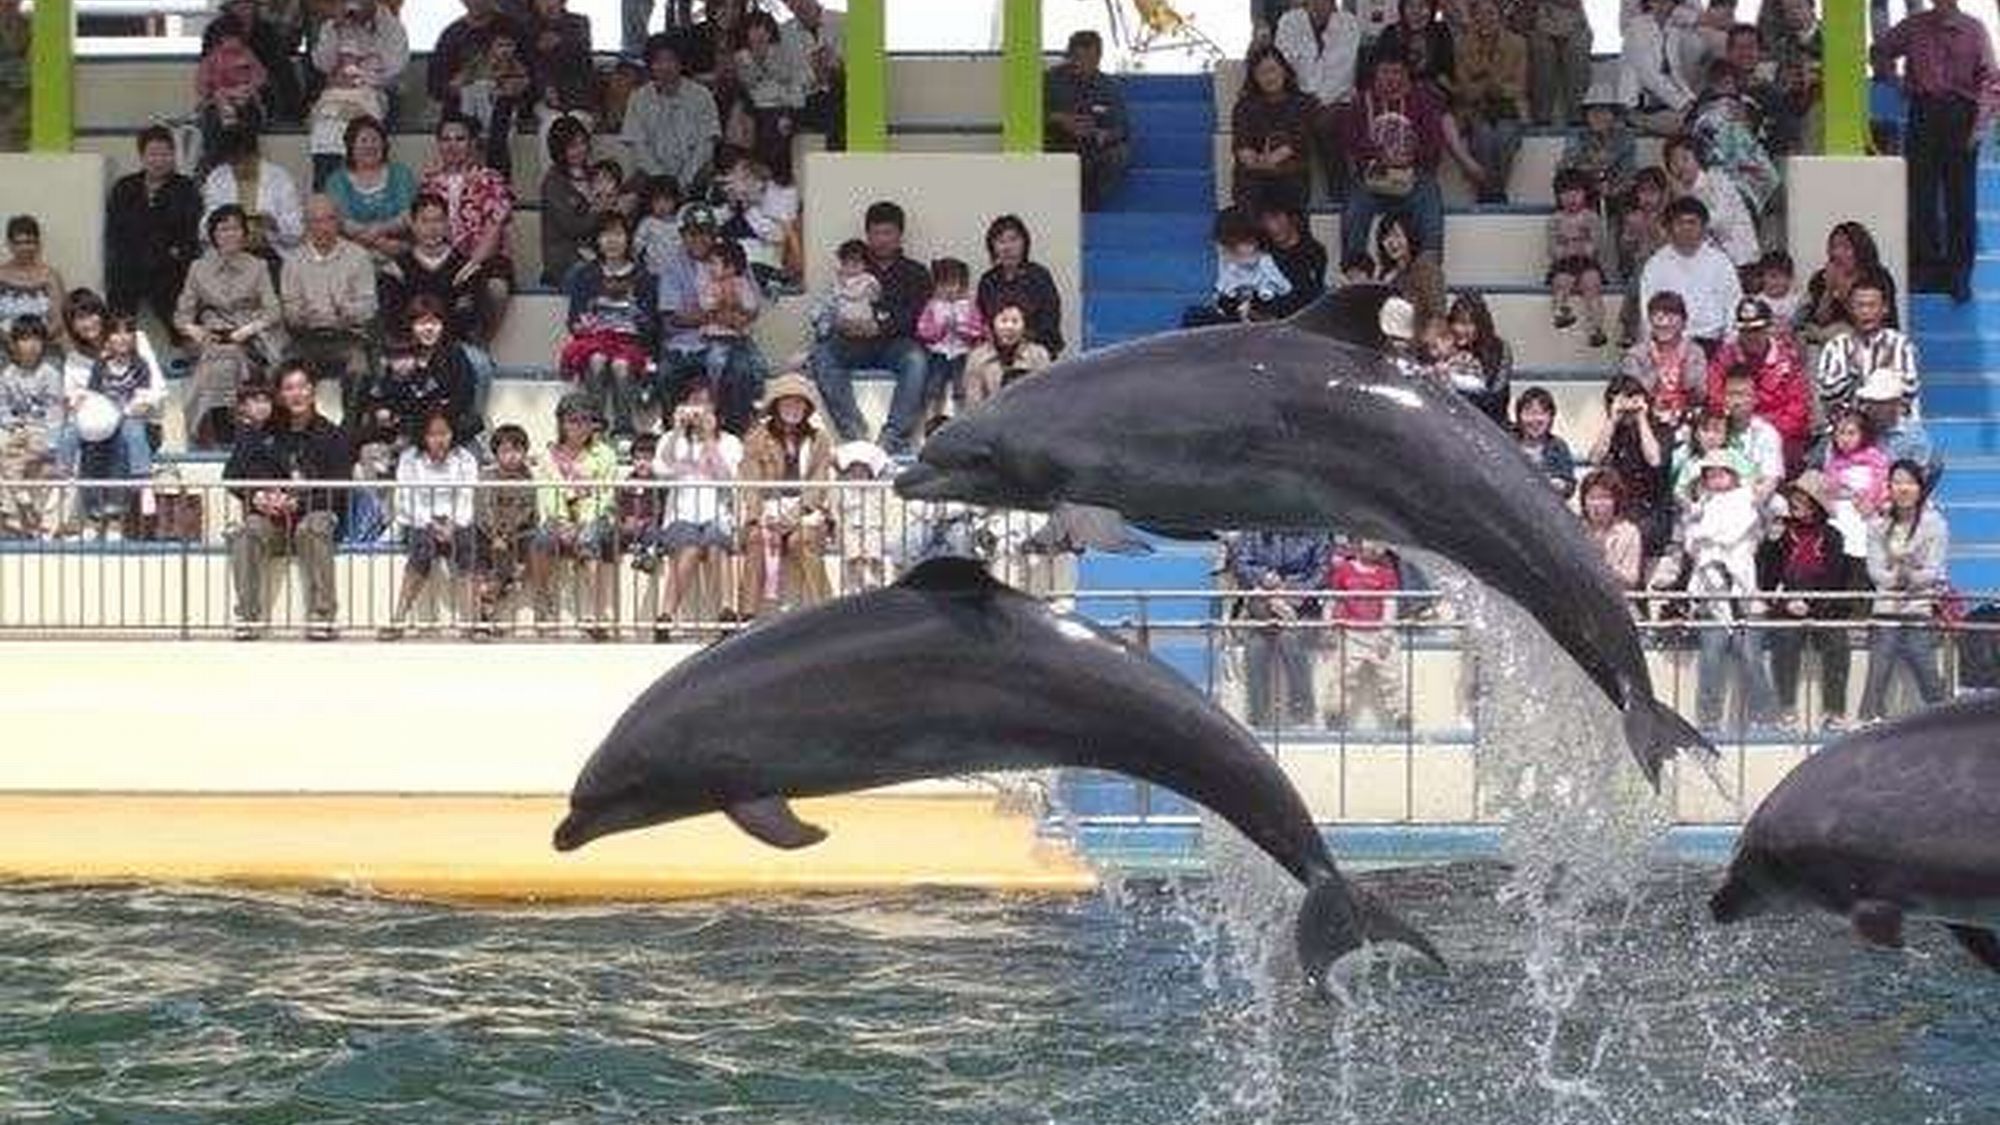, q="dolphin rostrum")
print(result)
[555,557,1445,990]
[894,286,1713,787]
[1712,695,2000,973]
